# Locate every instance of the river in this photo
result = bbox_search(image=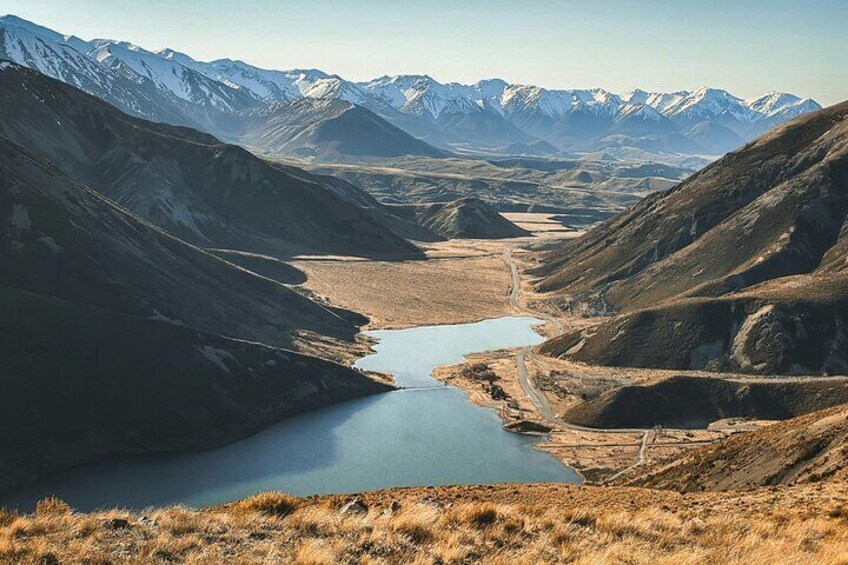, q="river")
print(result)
[3,316,579,511]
